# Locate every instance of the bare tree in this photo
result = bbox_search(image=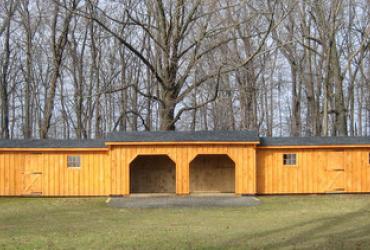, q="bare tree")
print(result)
[0,0,367,138]
[40,0,77,138]
[0,0,18,138]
